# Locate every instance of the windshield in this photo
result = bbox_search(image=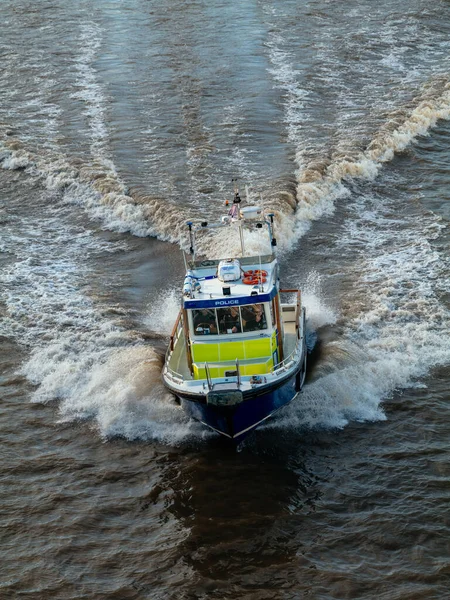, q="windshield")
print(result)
[191,303,268,336]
